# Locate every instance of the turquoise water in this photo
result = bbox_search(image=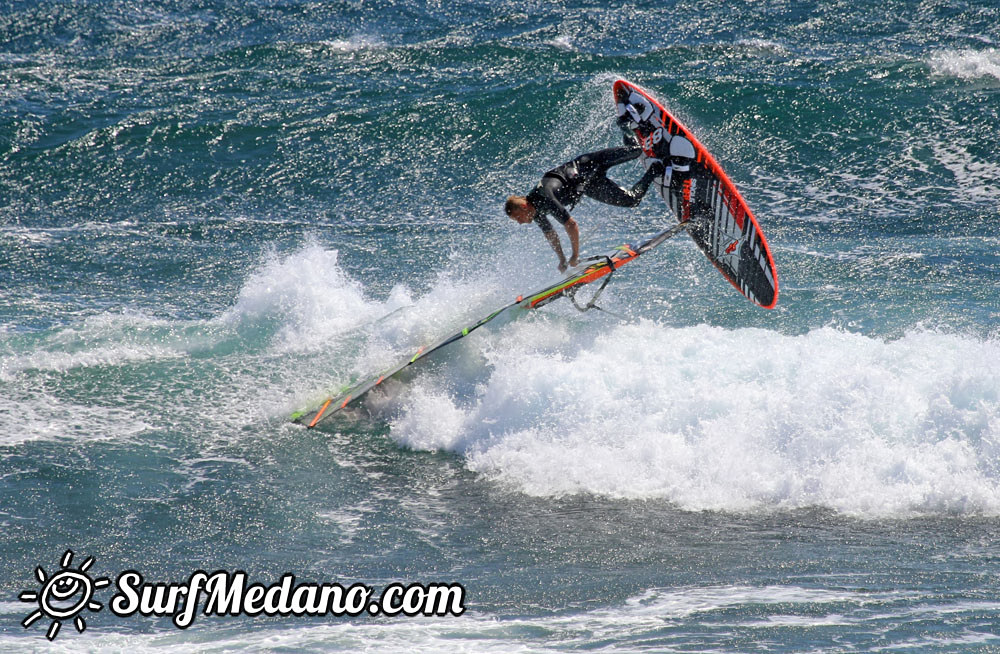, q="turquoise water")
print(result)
[2,1,1000,651]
